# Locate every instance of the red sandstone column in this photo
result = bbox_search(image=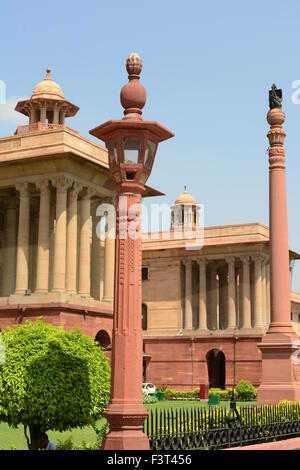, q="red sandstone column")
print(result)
[184,259,193,330]
[198,258,207,330]
[102,192,149,449]
[15,183,30,294]
[35,180,50,293]
[226,256,236,329]
[257,85,300,404]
